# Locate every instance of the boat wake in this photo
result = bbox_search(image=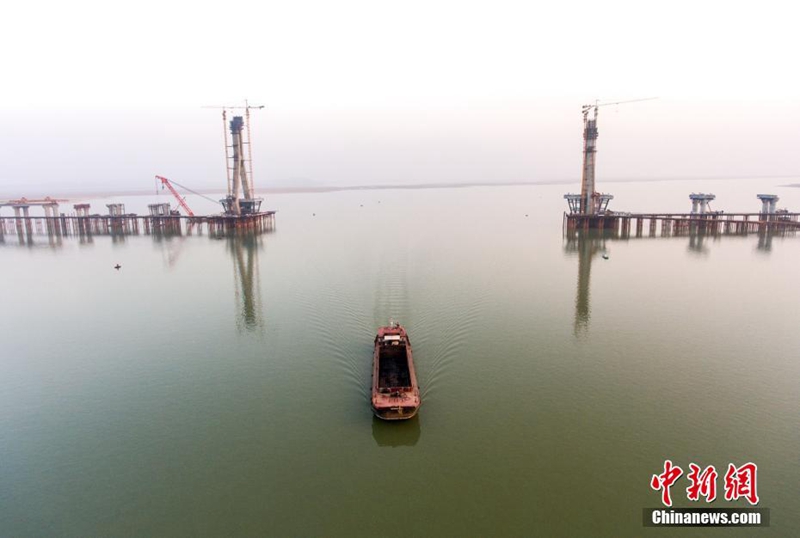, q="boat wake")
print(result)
[298,264,374,396]
[417,285,489,400]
